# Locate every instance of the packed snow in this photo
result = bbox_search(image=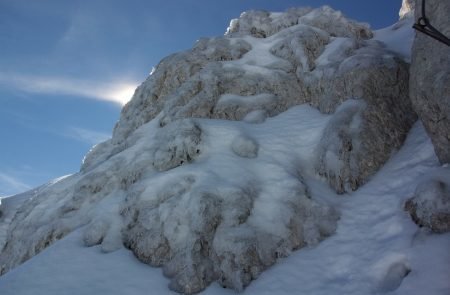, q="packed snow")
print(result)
[373,17,415,62]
